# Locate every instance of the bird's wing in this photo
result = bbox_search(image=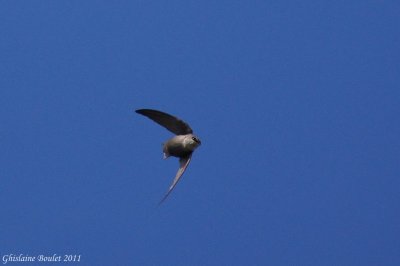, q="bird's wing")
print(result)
[135,109,193,135]
[159,154,192,204]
